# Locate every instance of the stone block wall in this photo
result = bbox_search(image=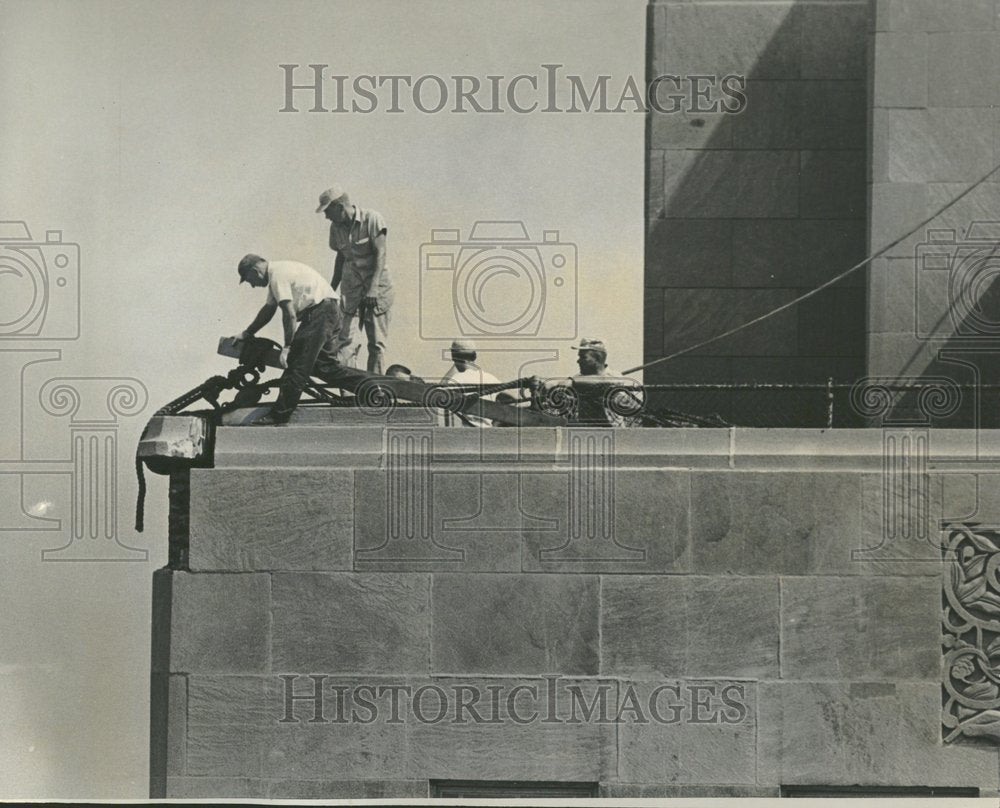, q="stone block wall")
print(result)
[150,423,1000,798]
[867,0,1000,426]
[645,0,869,426]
